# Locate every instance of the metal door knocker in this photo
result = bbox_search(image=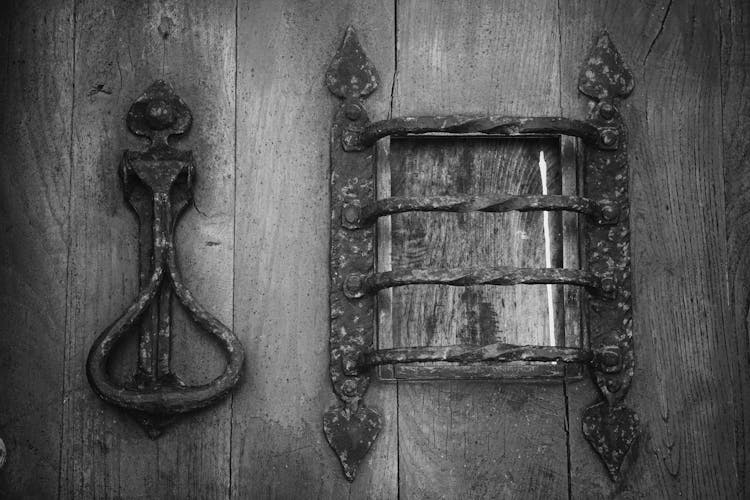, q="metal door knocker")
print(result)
[86,81,244,437]
[324,28,639,481]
